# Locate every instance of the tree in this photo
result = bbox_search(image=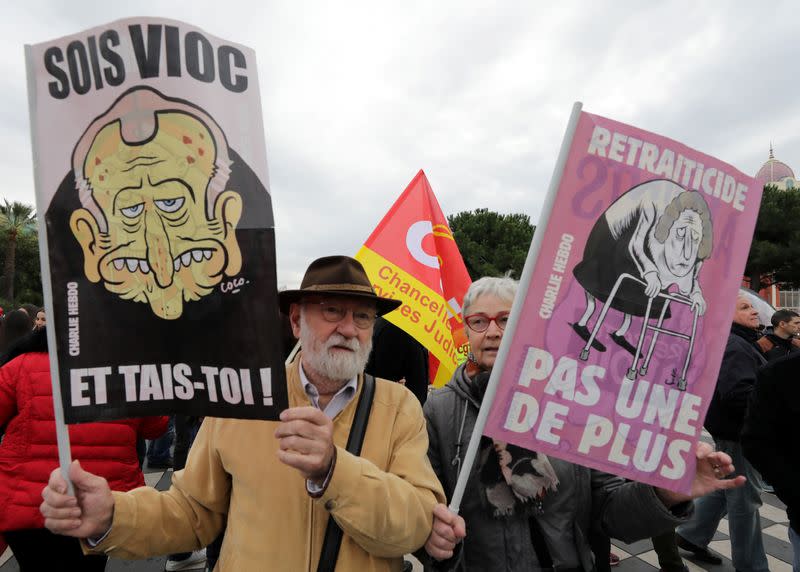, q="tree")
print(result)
[745,185,800,291]
[0,200,38,303]
[9,230,43,307]
[448,209,534,280]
